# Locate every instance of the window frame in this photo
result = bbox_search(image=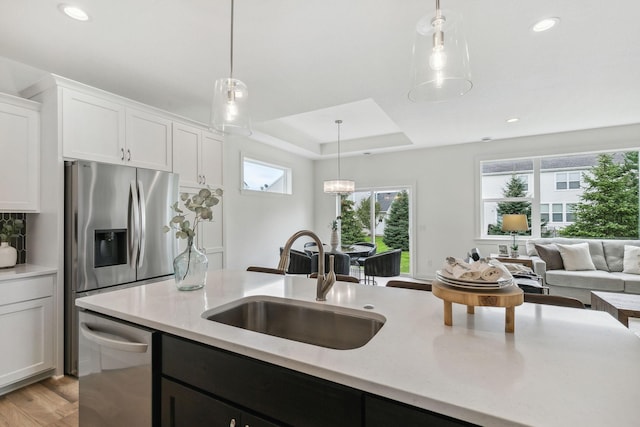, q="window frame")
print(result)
[240,154,293,195]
